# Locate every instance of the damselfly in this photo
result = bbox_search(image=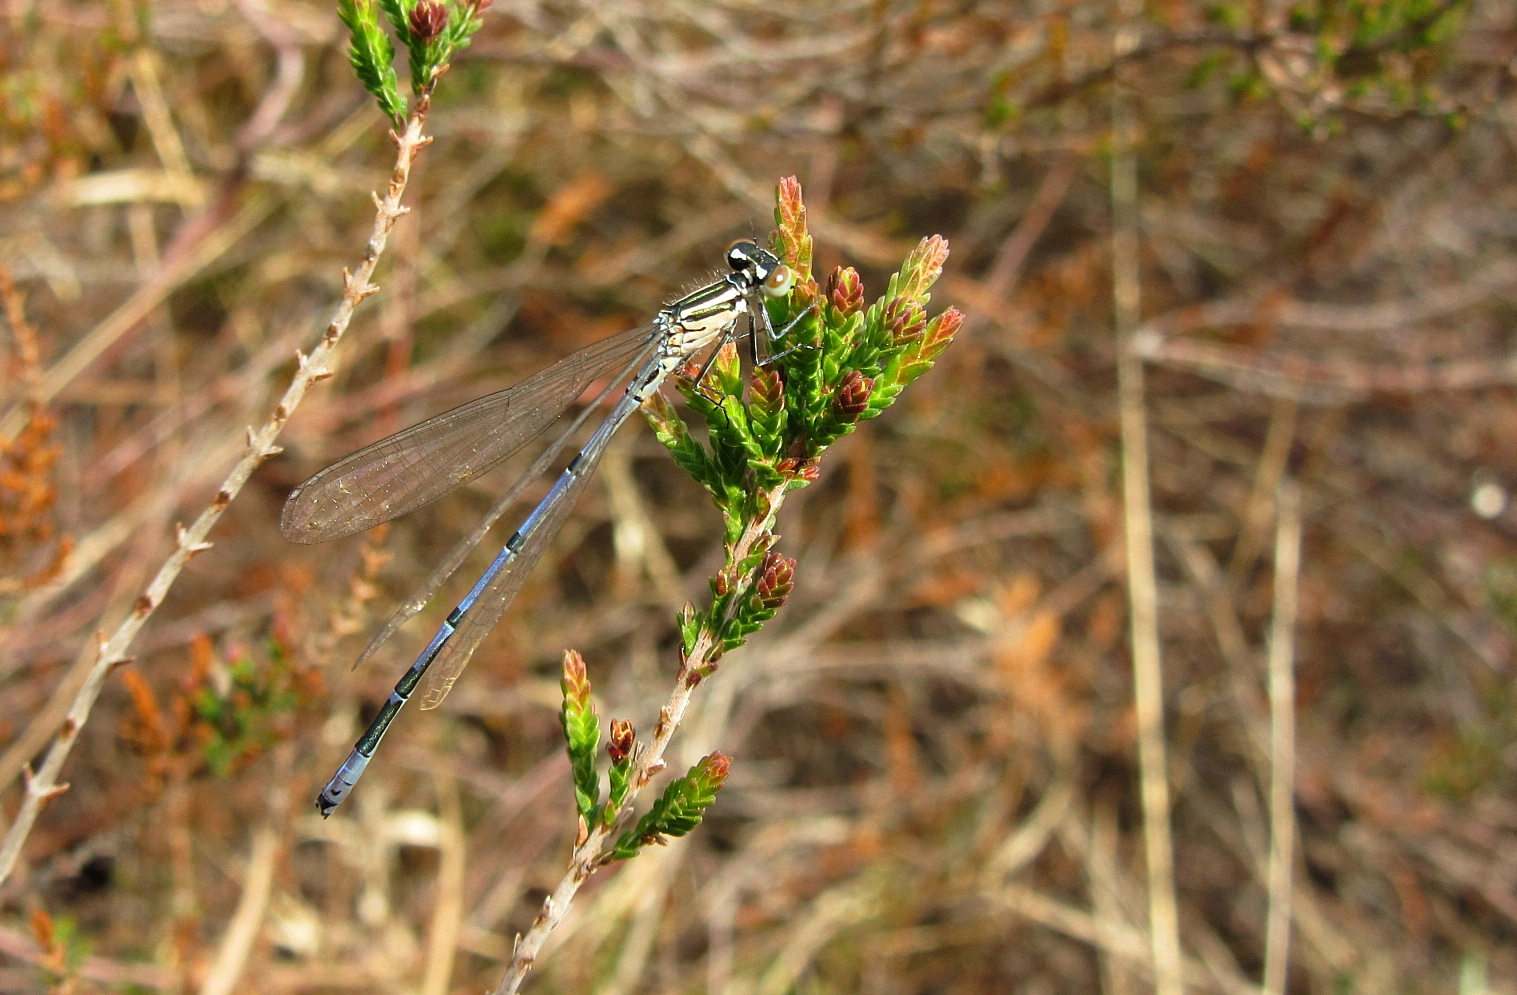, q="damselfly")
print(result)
[284,240,807,816]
